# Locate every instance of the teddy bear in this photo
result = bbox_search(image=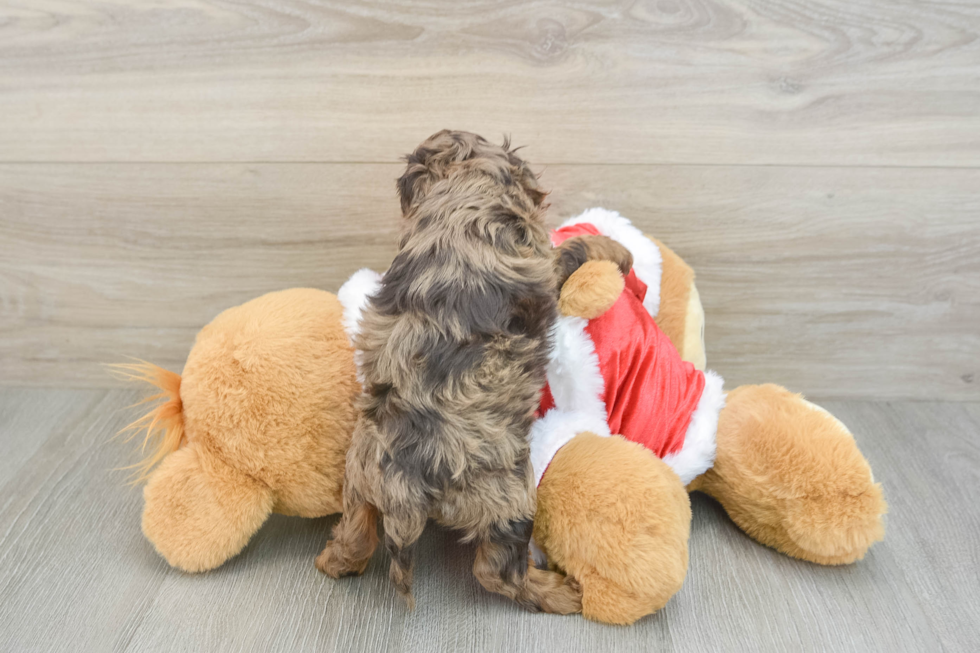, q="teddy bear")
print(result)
[119,209,885,625]
[523,208,887,624]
